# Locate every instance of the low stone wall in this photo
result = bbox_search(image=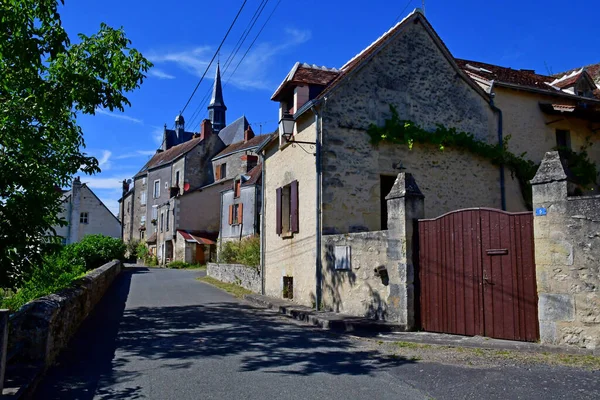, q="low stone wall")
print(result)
[8,260,123,365]
[321,231,389,319]
[207,263,261,293]
[532,151,600,349]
